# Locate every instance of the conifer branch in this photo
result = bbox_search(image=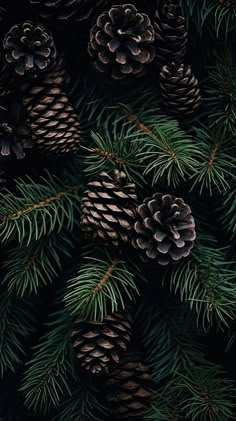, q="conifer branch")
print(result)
[177,368,235,421]
[163,236,236,330]
[190,128,235,194]
[21,309,72,414]
[3,230,75,297]
[138,304,208,385]
[64,252,139,321]
[0,171,82,245]
[83,131,145,185]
